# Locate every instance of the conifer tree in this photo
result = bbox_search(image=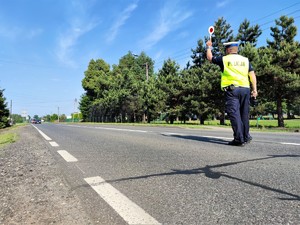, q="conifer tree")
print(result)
[80,59,111,121]
[0,89,10,128]
[236,19,262,46]
[157,59,181,124]
[258,16,300,127]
